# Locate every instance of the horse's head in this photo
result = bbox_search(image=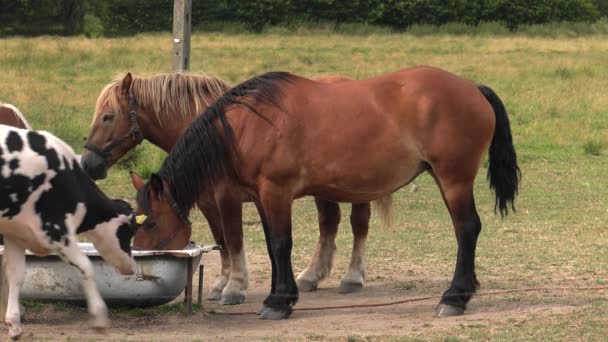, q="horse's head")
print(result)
[82,73,144,180]
[84,199,139,275]
[130,171,192,250]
